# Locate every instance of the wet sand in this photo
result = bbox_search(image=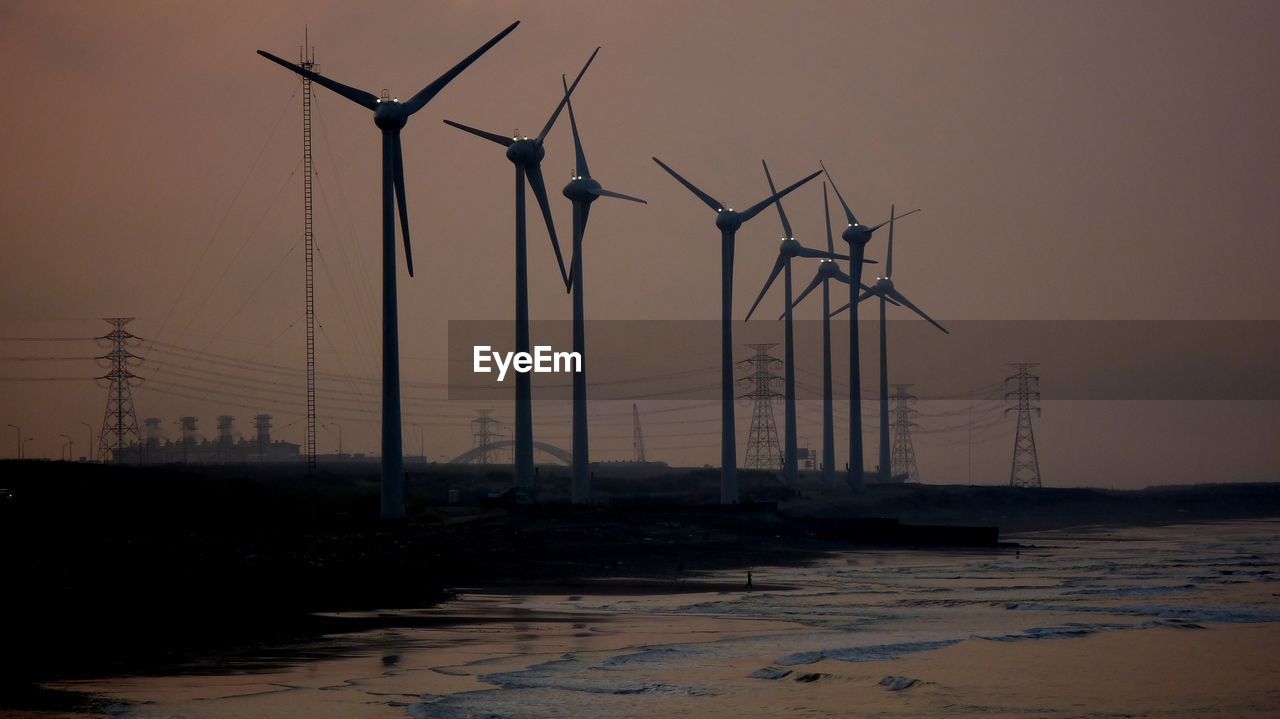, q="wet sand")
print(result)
[37,520,1280,718]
